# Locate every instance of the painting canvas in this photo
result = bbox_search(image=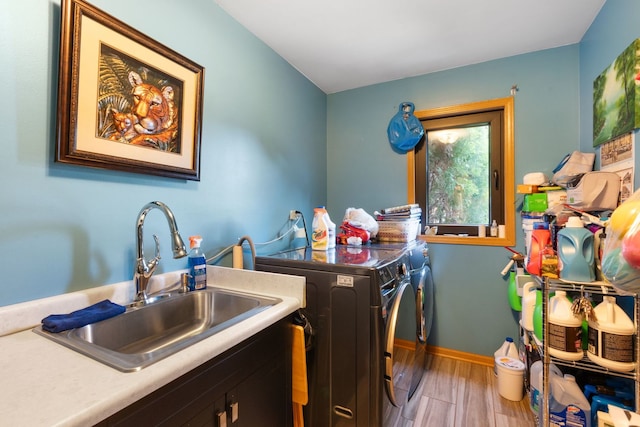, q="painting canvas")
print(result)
[593,38,640,147]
